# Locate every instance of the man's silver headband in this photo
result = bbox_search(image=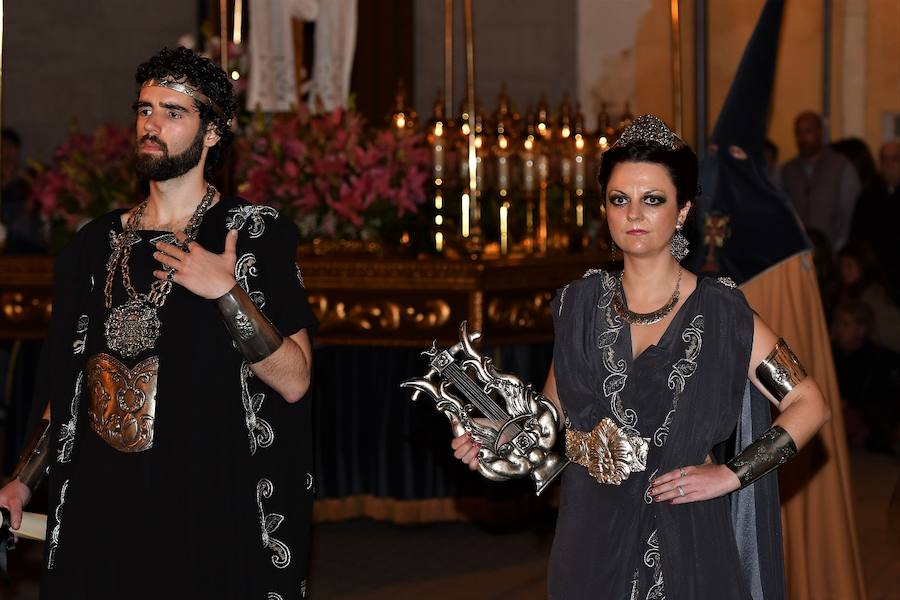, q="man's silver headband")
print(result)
[141,77,224,118]
[612,114,684,151]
